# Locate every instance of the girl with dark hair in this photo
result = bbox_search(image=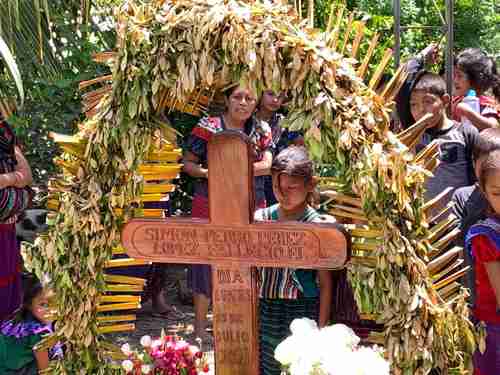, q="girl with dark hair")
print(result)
[0,274,62,374]
[465,149,500,375]
[183,84,273,338]
[256,146,343,375]
[0,117,33,320]
[256,90,286,151]
[257,90,286,206]
[453,48,500,130]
